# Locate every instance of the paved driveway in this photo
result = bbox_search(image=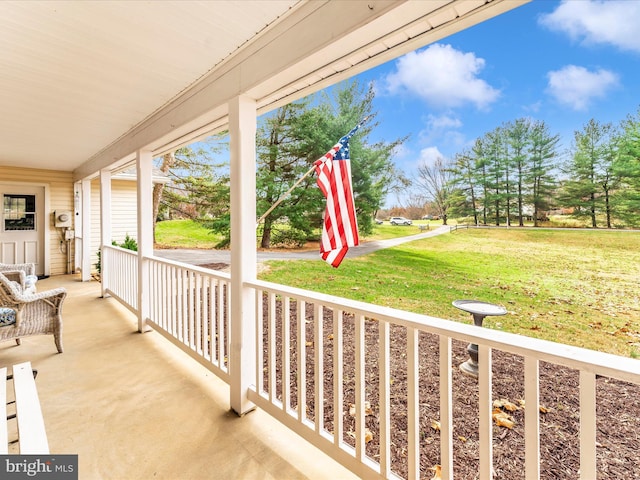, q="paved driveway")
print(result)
[154,225,451,266]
